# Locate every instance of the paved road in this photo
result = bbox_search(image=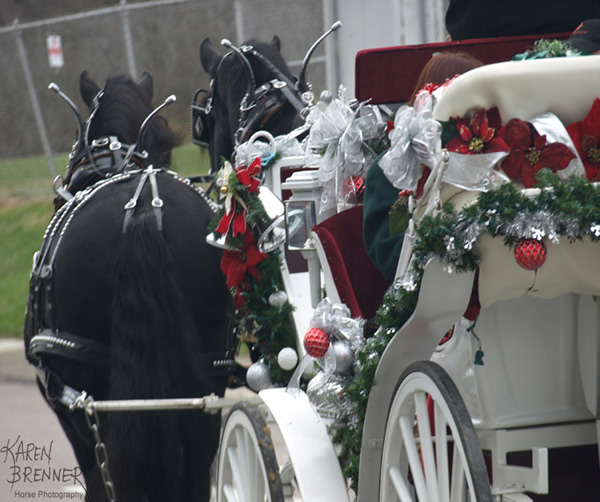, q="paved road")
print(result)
[0,339,258,501]
[0,339,85,501]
